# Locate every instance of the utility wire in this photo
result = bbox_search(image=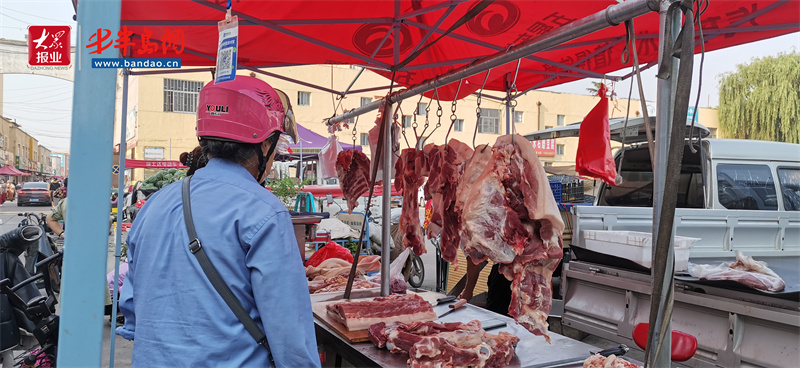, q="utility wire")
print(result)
[0,6,74,24]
